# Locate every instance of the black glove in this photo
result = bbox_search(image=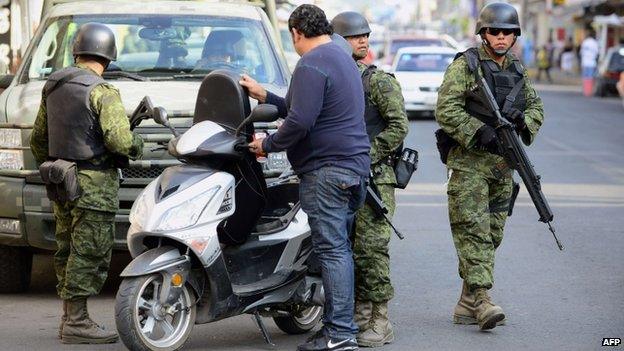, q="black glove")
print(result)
[476,125,499,154]
[505,108,526,131]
